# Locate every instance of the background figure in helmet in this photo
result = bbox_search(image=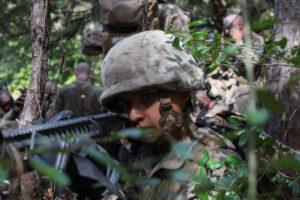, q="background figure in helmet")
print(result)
[0,89,13,118]
[54,62,103,118]
[206,13,264,114]
[100,30,240,199]
[194,90,228,118]
[0,89,25,129]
